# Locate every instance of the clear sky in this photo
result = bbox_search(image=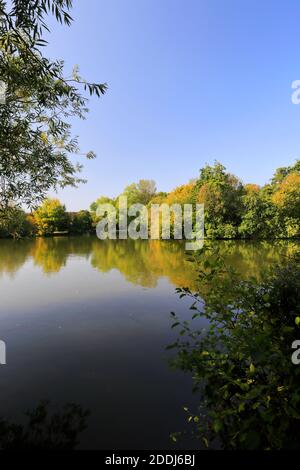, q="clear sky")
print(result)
[46,0,300,211]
